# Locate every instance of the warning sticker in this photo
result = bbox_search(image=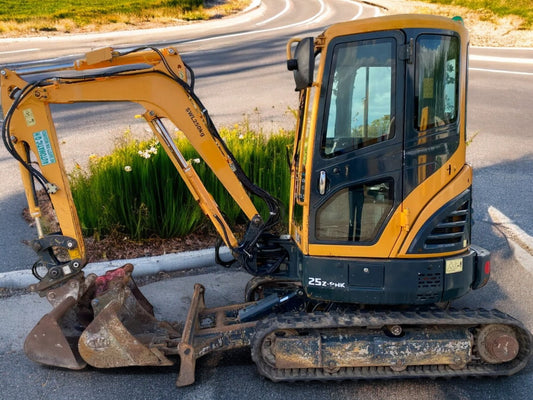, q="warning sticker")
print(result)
[422,78,434,99]
[23,108,36,127]
[33,130,56,166]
